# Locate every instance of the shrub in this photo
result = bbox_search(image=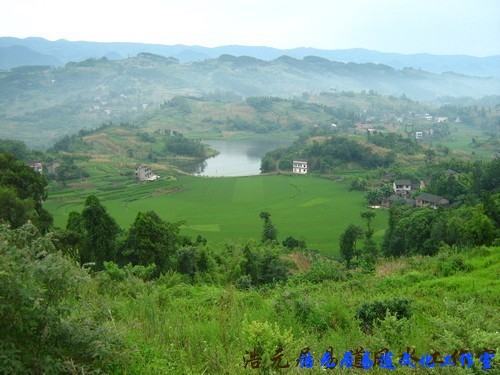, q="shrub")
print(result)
[242,320,293,372]
[436,253,472,277]
[0,223,124,373]
[355,298,413,333]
